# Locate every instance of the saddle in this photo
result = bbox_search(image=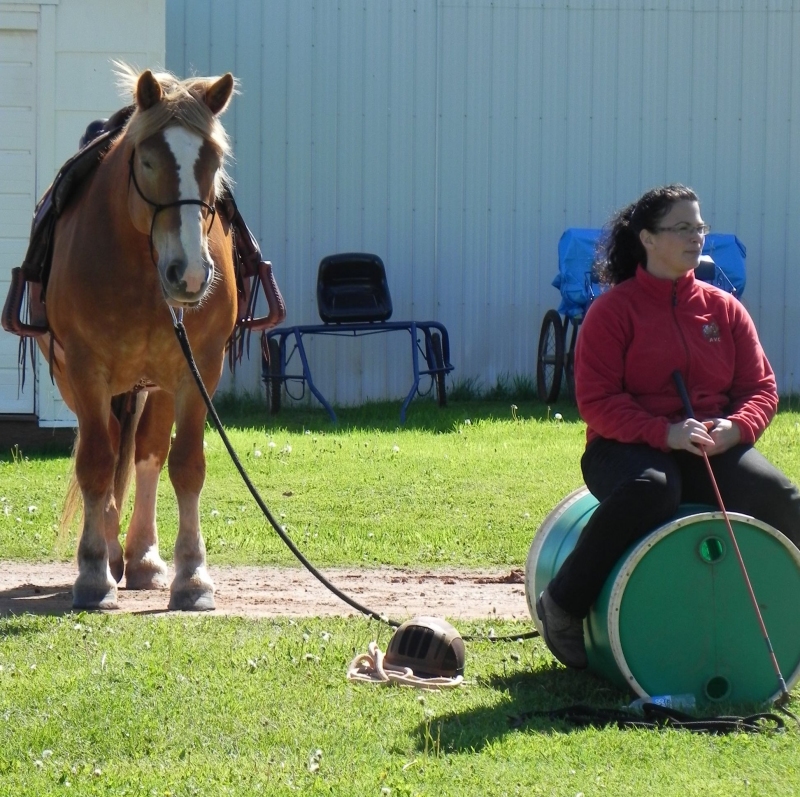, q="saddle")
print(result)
[2,110,286,356]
